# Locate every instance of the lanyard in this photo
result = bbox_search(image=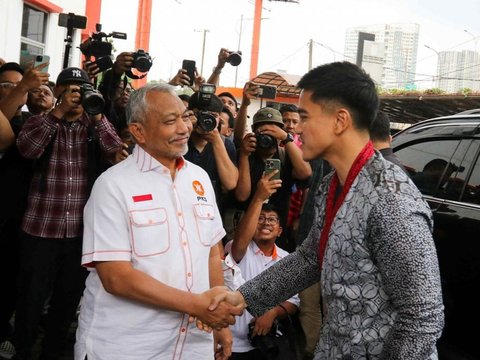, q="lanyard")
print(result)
[317,141,374,268]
